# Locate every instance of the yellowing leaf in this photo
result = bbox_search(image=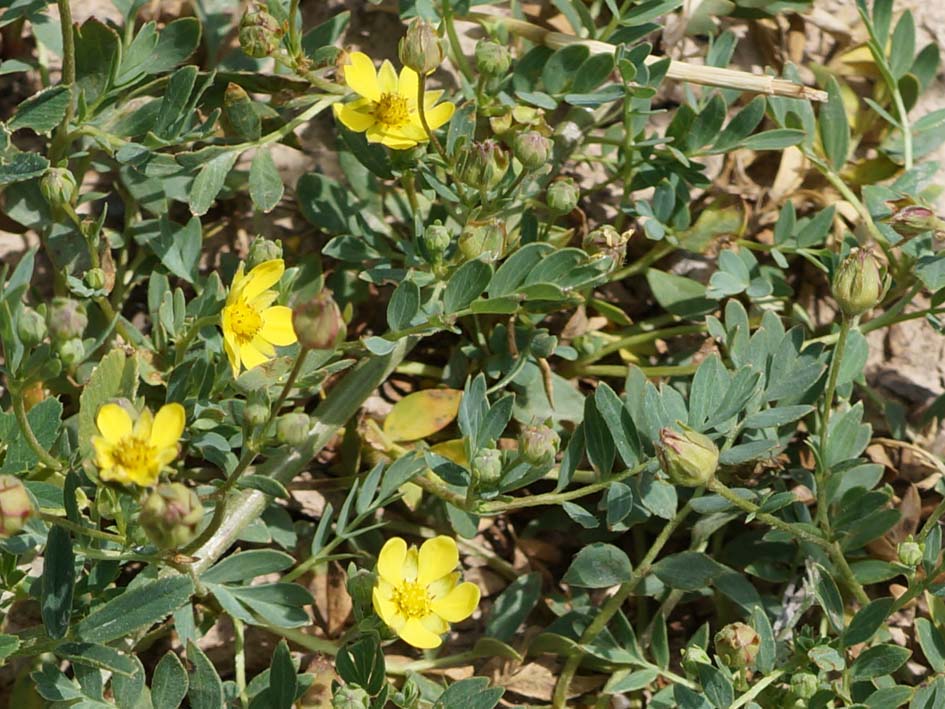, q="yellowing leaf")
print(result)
[431,439,468,467]
[383,389,462,442]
